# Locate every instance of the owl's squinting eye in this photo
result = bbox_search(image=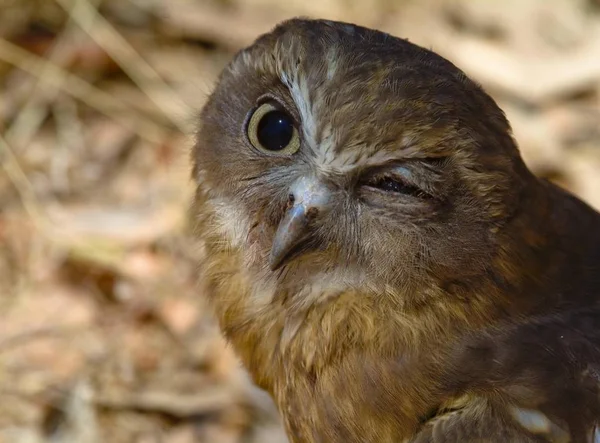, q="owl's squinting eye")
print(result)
[247,102,300,155]
[365,176,427,198]
[361,168,432,200]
